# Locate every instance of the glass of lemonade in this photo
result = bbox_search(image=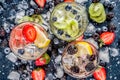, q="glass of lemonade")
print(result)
[50,2,88,41]
[9,22,50,60]
[62,41,99,78]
